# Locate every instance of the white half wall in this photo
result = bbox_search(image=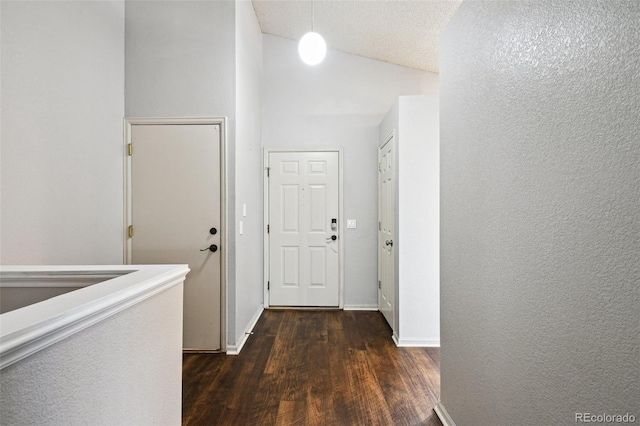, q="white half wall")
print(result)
[262,34,438,308]
[0,1,125,265]
[0,282,183,425]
